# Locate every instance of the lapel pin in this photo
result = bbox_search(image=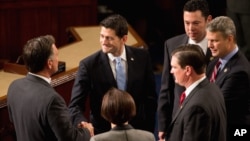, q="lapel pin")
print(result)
[210,57,214,61]
[224,68,228,73]
[131,58,134,61]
